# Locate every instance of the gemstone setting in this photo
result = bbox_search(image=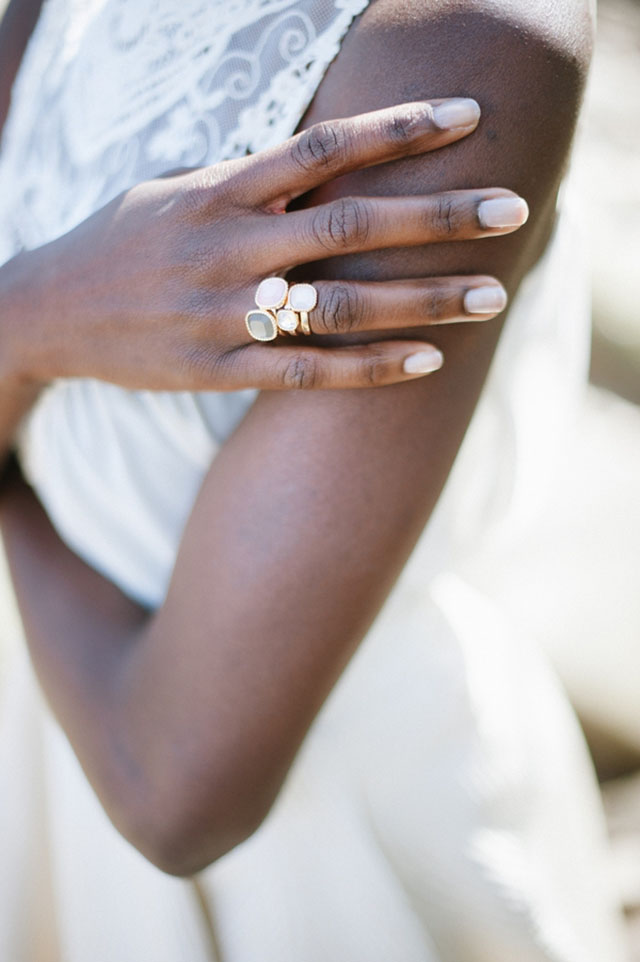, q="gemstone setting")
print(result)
[246,309,278,341]
[287,283,318,312]
[276,308,299,333]
[255,277,288,311]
